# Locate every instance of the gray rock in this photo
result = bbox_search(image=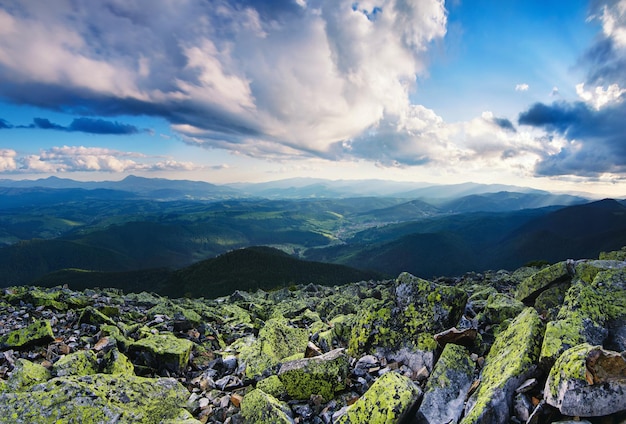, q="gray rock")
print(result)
[416,344,474,424]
